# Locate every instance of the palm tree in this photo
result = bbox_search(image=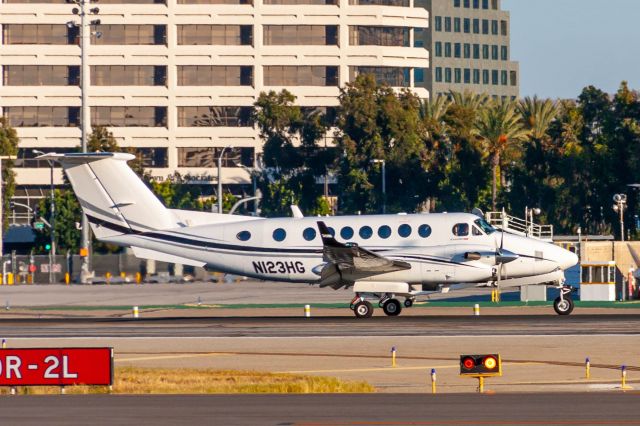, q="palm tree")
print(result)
[518,96,557,145]
[449,90,490,111]
[419,94,450,140]
[475,99,529,210]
